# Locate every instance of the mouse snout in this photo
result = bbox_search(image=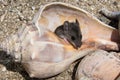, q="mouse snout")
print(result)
[70,40,82,49]
[76,42,82,47]
[69,36,82,49]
